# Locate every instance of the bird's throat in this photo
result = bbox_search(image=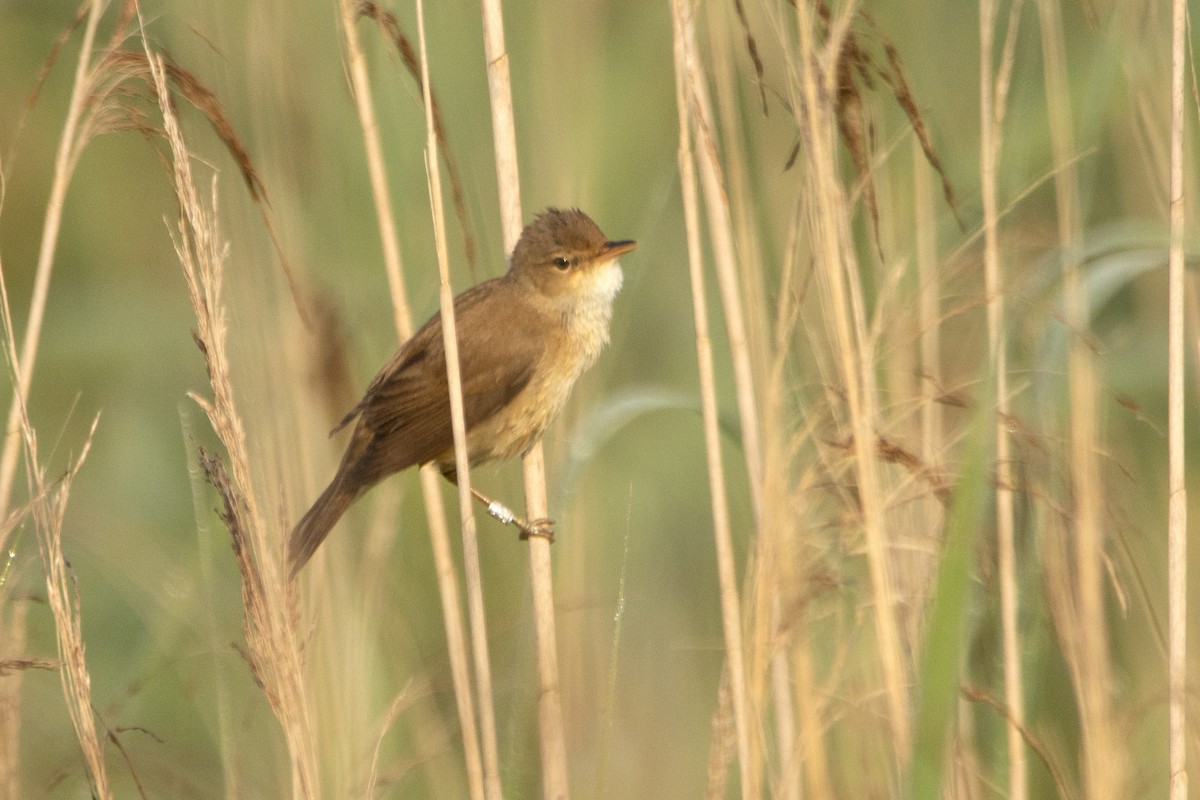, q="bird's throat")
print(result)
[566,260,624,365]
